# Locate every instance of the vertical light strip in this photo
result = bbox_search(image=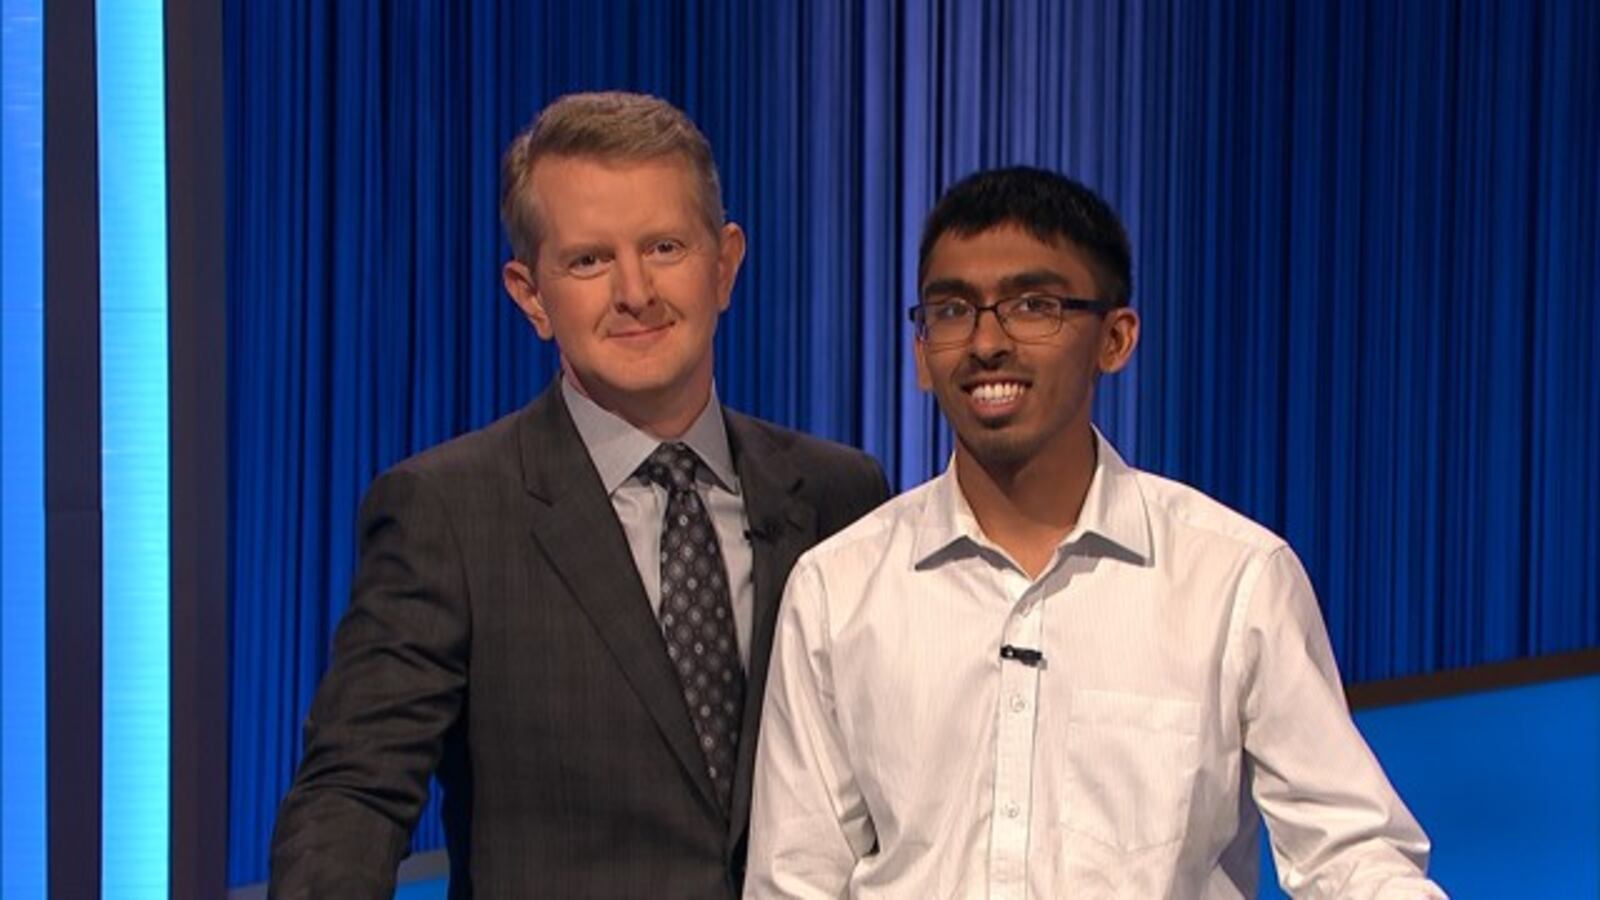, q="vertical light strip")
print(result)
[95,1,169,897]
[1,1,48,897]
